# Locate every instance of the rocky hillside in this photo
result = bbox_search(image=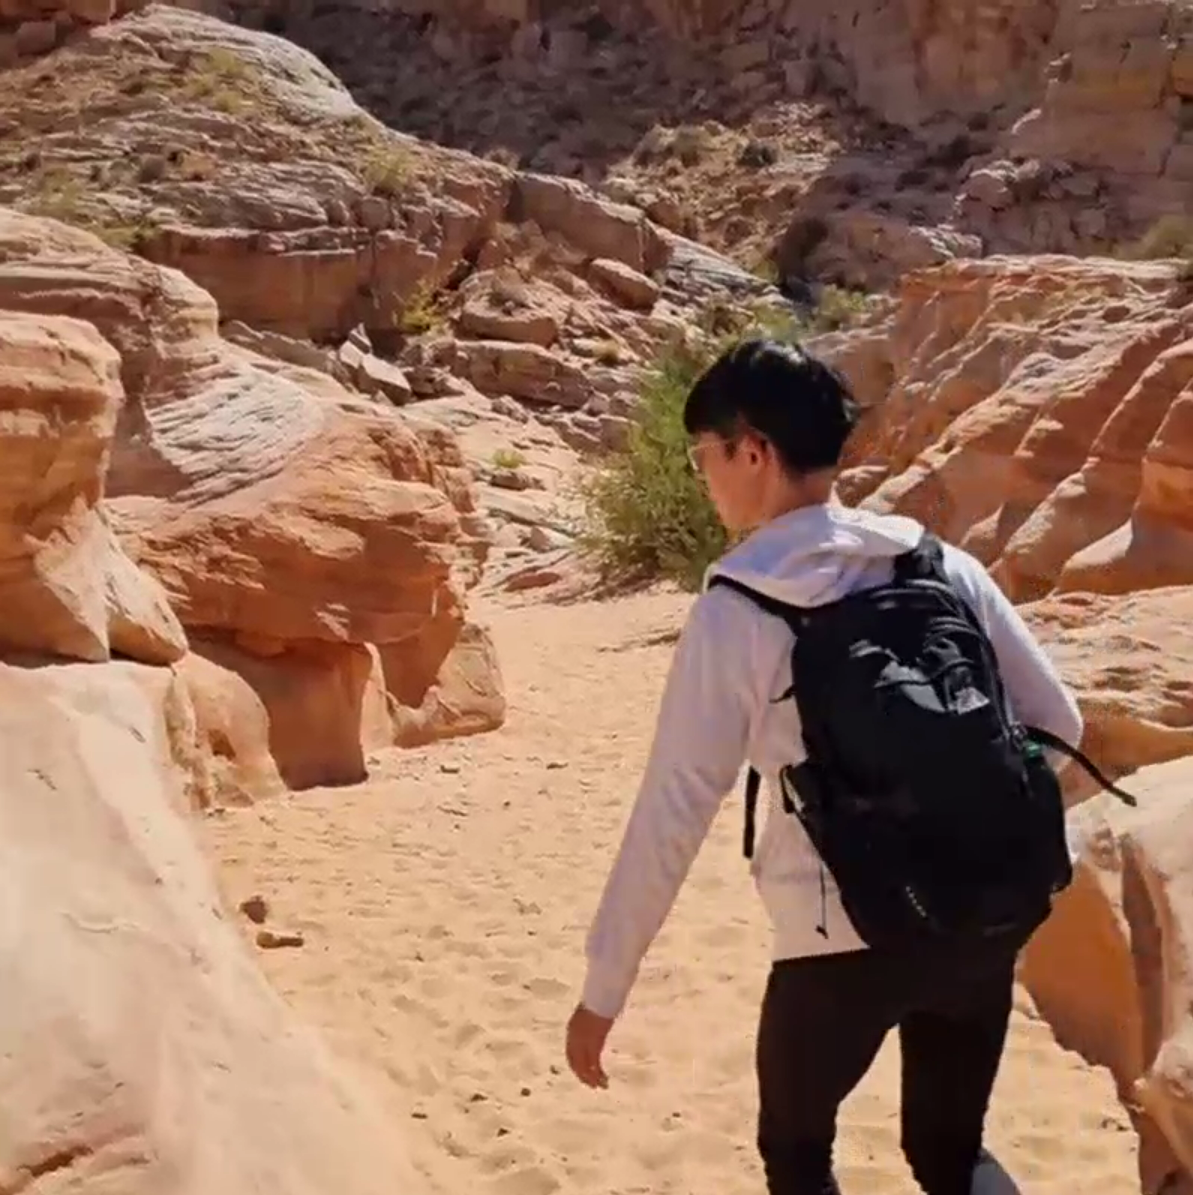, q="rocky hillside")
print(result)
[0,0,786,586]
[0,3,785,1189]
[199,0,1193,288]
